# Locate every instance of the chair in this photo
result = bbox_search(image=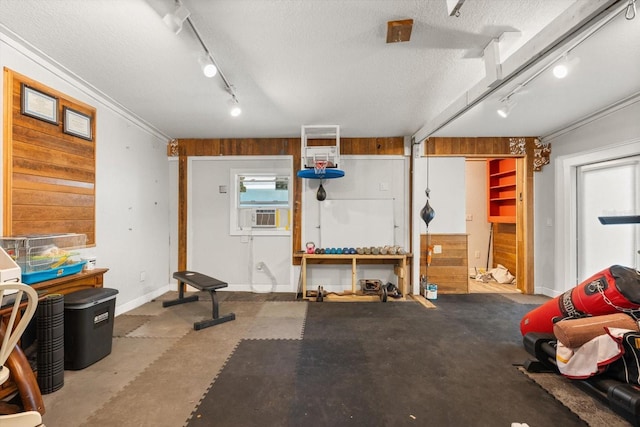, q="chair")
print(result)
[0,283,44,426]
